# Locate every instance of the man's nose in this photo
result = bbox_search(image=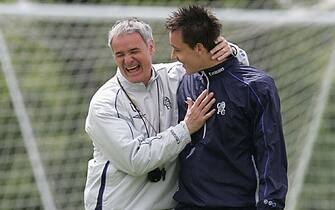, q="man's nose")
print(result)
[170,49,176,60]
[124,54,134,64]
